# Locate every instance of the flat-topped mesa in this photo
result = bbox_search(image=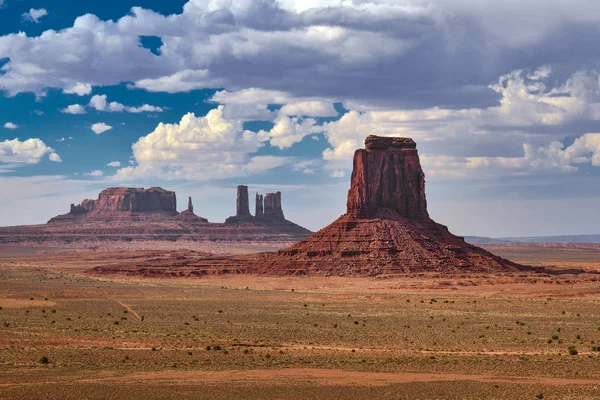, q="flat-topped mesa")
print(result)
[255,193,264,218]
[347,135,428,220]
[236,185,251,217]
[263,191,285,220]
[73,187,177,215]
